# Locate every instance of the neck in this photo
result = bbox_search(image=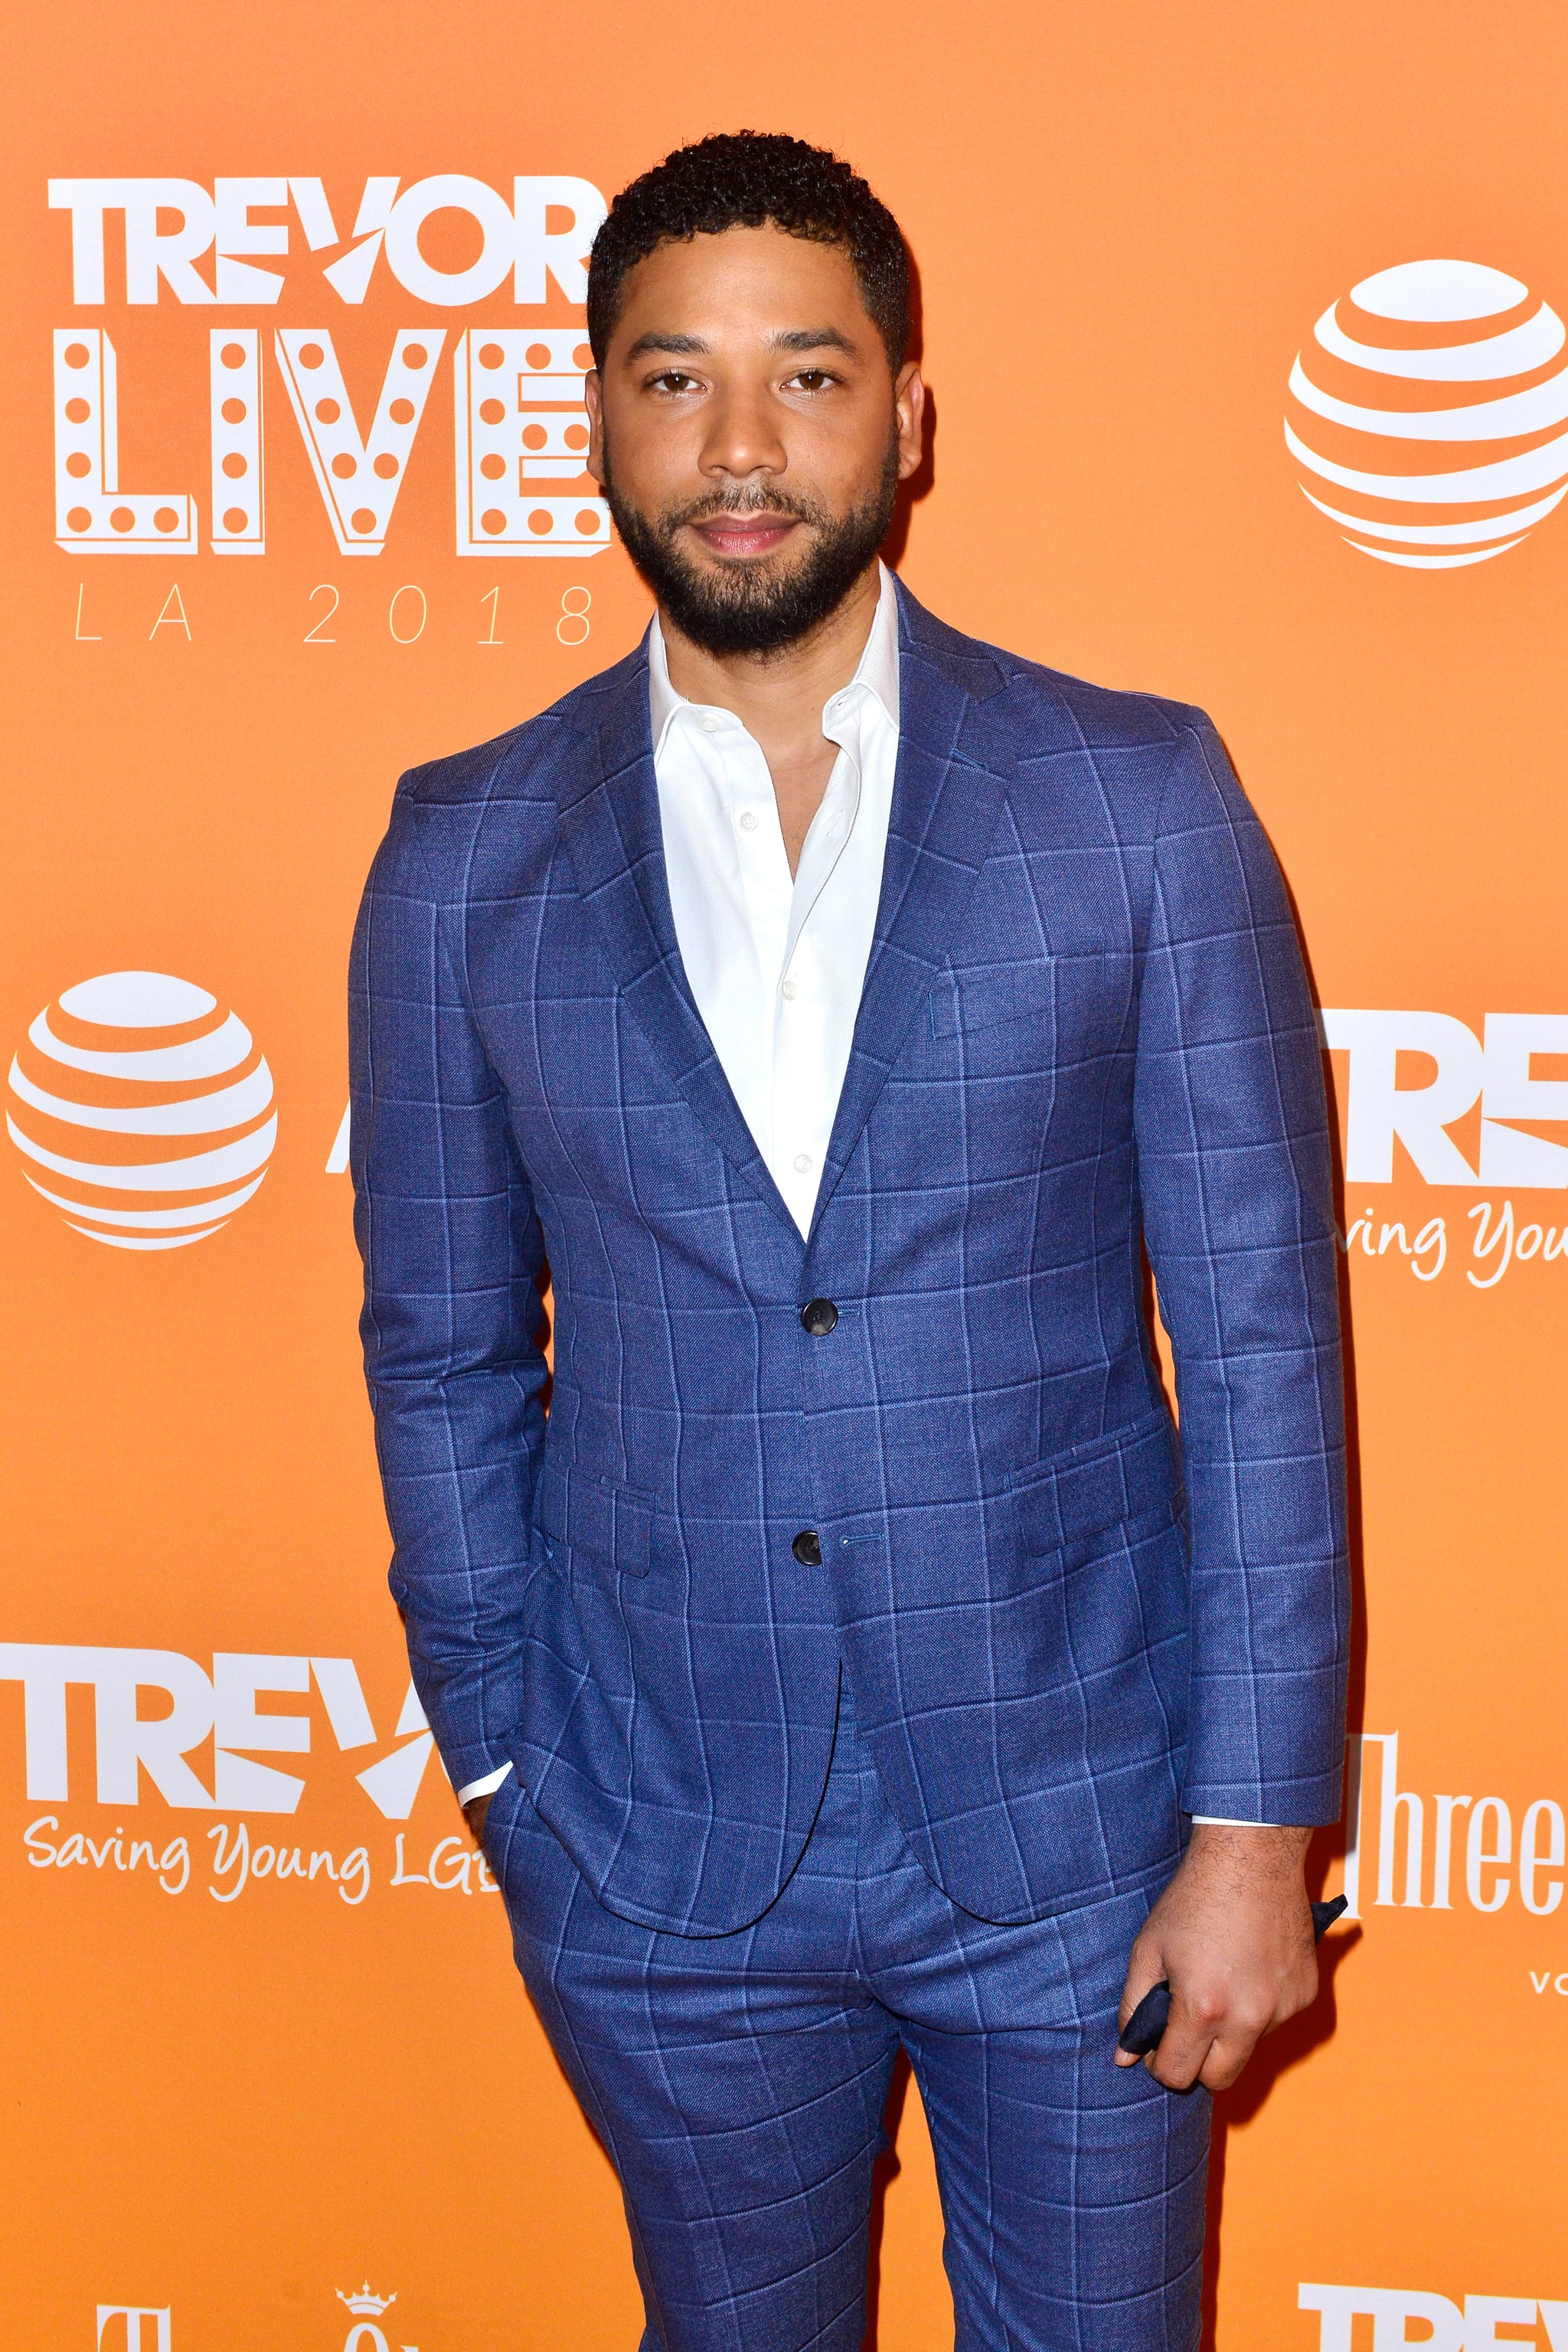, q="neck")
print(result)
[658,560,883,741]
